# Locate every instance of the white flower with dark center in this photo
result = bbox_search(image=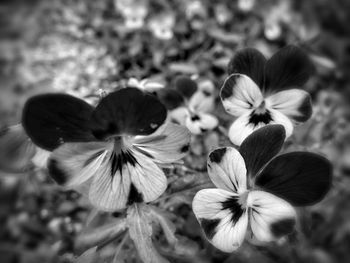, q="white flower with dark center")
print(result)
[192,125,332,252]
[127,77,165,91]
[148,14,175,40]
[156,76,218,134]
[115,0,148,30]
[22,88,191,211]
[221,45,314,145]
